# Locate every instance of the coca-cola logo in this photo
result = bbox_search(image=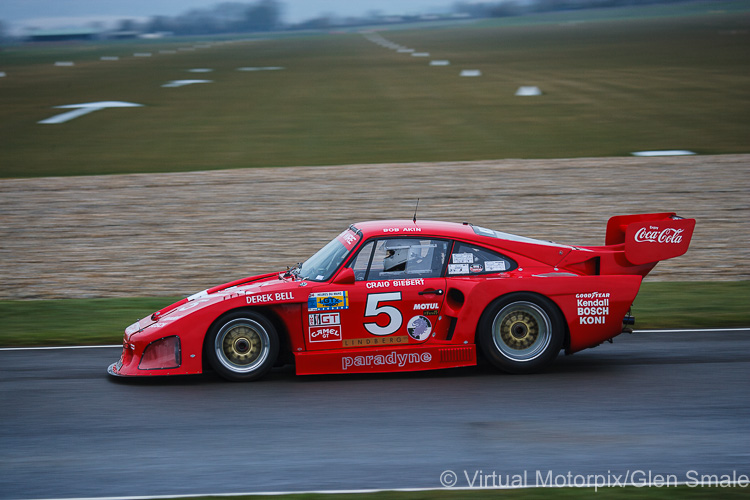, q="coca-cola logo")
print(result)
[634,226,684,244]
